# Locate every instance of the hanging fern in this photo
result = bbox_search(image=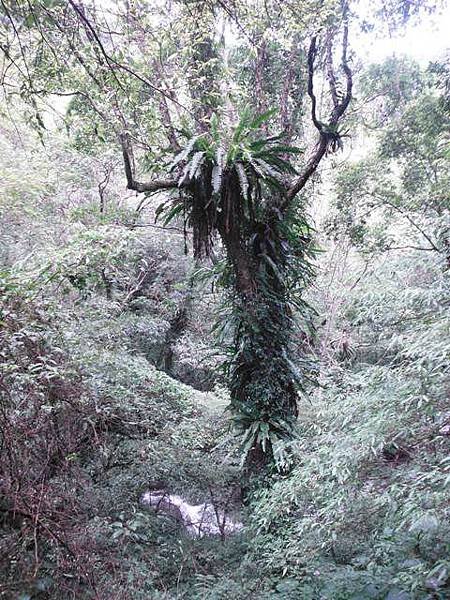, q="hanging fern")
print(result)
[212,164,222,194]
[159,108,303,256]
[168,134,202,171]
[188,151,206,179]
